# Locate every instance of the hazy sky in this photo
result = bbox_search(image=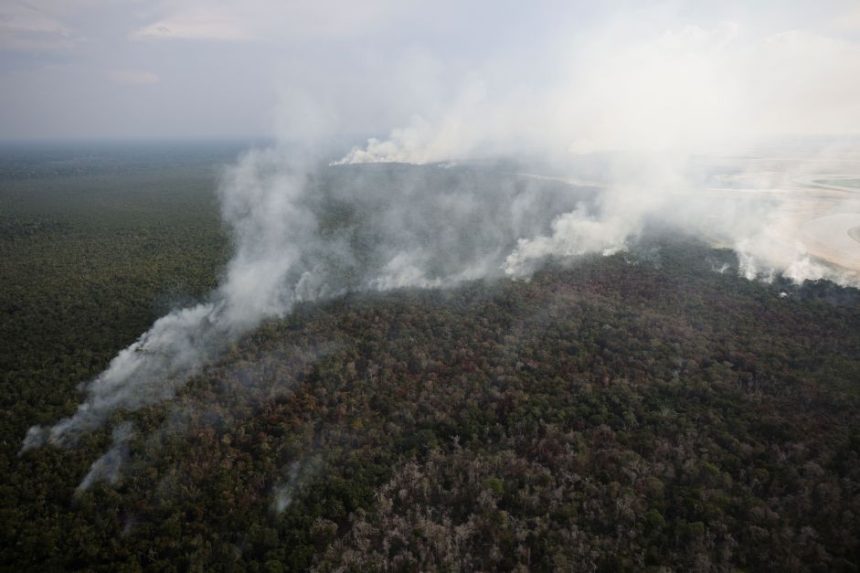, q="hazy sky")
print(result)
[2,0,859,142]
